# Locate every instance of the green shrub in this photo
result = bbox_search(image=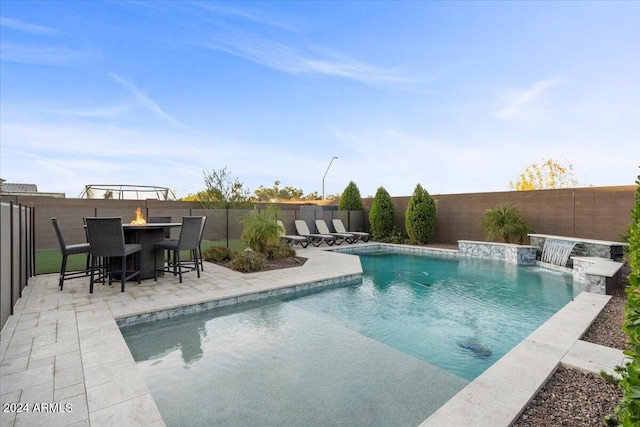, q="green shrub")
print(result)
[405,183,436,244]
[263,242,296,261]
[230,250,267,273]
[368,186,395,241]
[239,205,281,252]
[617,173,640,426]
[481,202,529,243]
[338,181,364,211]
[202,245,231,262]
